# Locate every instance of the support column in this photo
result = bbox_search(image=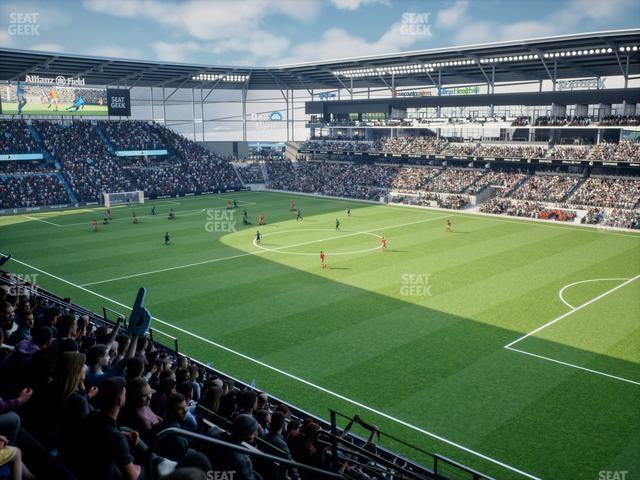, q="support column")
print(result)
[192,88,196,141]
[291,89,295,142]
[150,87,155,121]
[241,87,247,142]
[551,103,566,119]
[575,104,588,118]
[201,88,205,142]
[597,103,612,119]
